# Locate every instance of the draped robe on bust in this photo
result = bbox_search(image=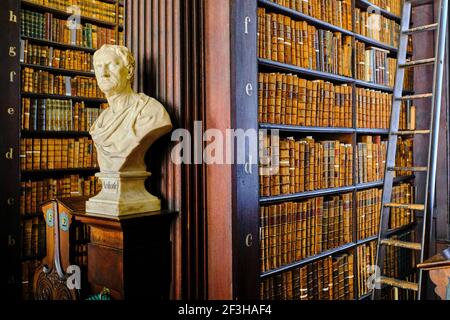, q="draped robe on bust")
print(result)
[90,93,172,172]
